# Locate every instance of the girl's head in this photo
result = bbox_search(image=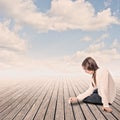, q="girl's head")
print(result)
[82,57,99,74]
